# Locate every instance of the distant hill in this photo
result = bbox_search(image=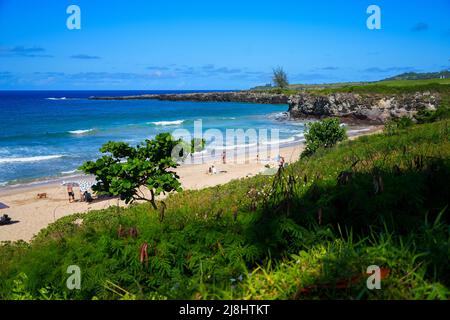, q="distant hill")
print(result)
[383,70,450,81]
